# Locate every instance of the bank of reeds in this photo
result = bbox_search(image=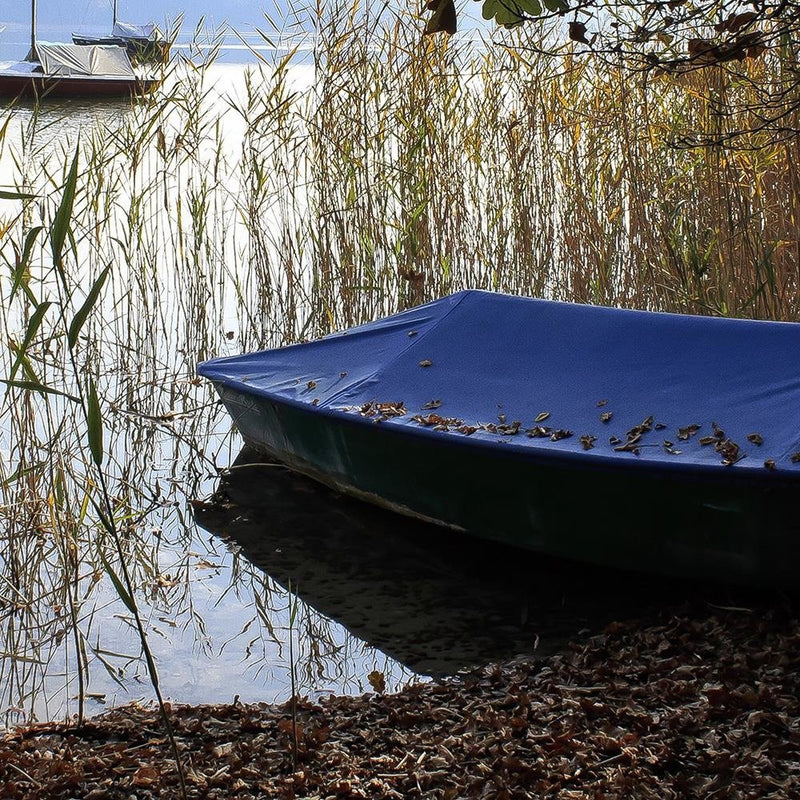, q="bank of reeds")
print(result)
[0,7,799,724]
